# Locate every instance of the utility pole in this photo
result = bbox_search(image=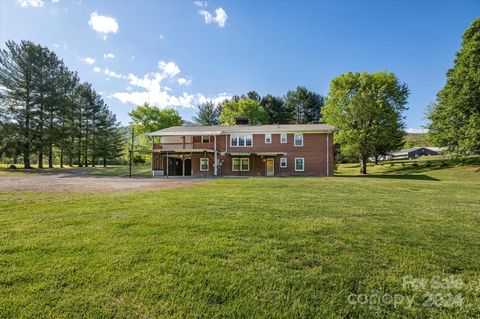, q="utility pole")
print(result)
[129,127,134,178]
